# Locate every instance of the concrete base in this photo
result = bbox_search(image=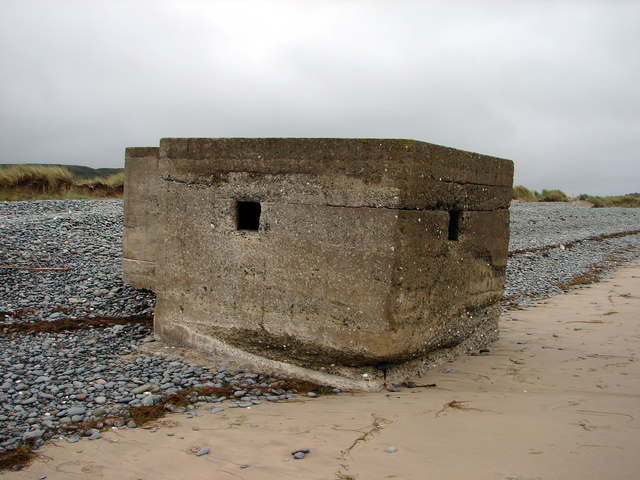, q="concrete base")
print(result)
[152,306,499,391]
